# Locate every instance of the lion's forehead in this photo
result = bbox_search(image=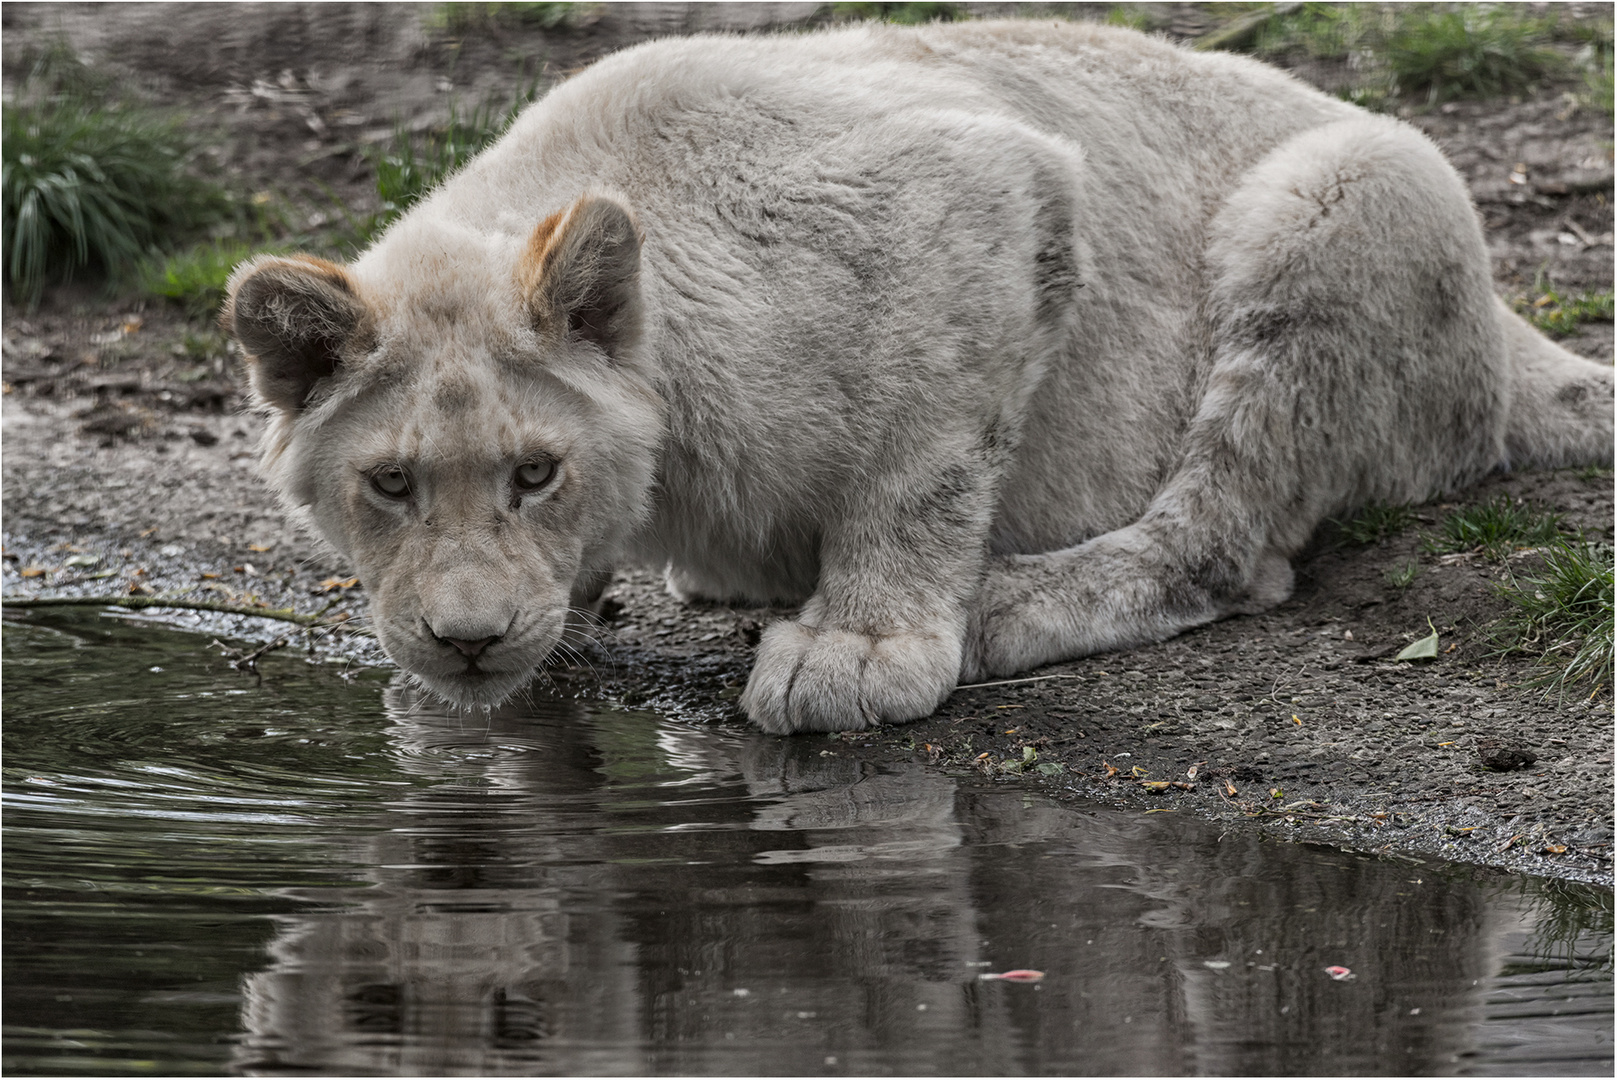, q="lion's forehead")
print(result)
[344,356,579,469]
